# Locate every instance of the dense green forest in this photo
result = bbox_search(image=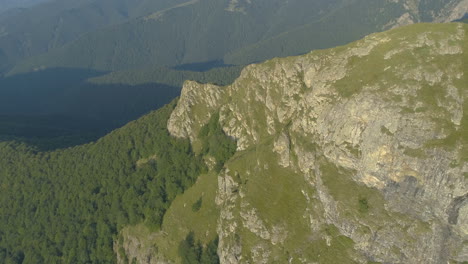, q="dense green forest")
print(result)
[0,100,236,263]
[178,233,219,264]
